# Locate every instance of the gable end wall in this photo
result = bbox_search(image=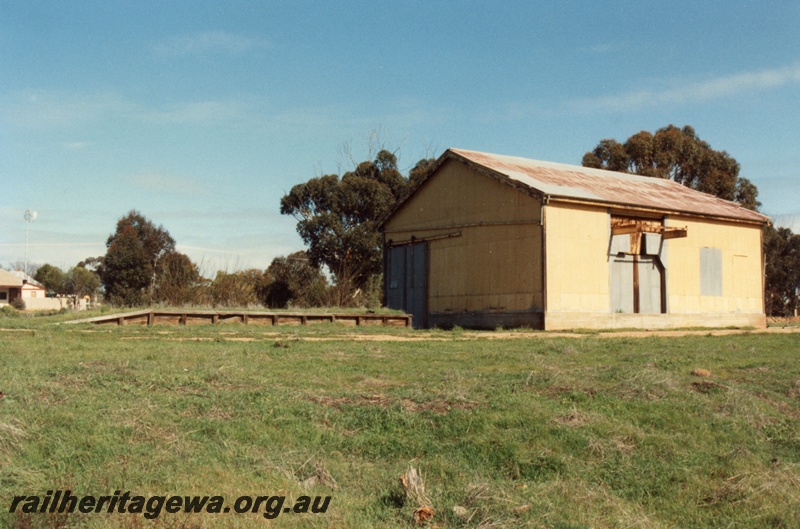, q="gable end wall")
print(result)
[383,159,544,328]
